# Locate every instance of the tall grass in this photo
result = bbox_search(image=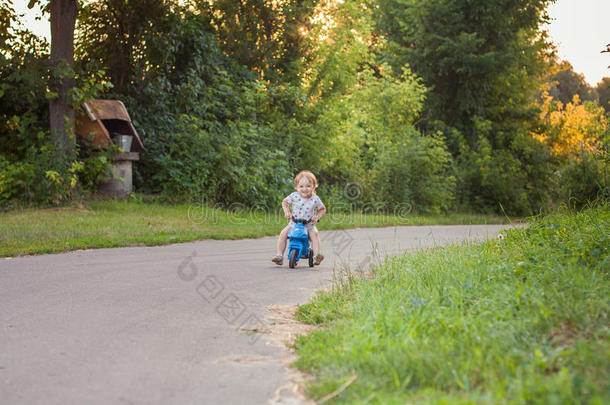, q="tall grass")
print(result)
[295,205,609,404]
